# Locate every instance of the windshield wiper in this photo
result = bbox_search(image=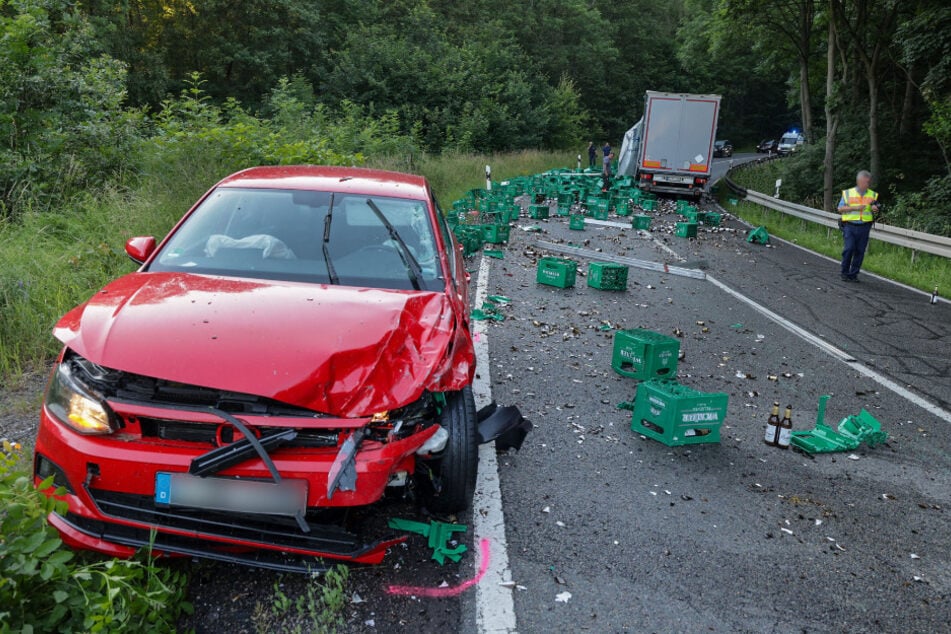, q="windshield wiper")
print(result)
[322,193,340,285]
[365,198,422,291]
